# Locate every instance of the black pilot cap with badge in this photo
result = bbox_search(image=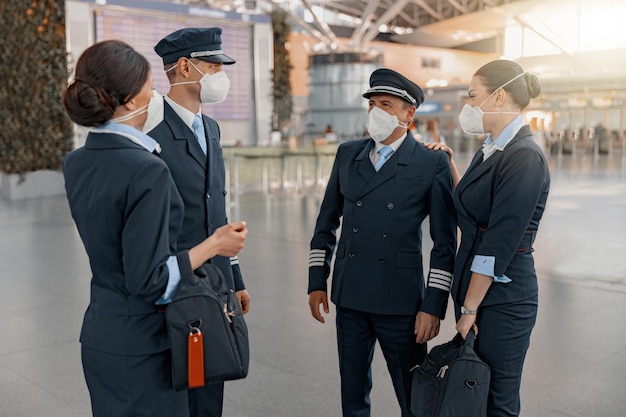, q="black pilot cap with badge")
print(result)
[154,27,236,66]
[362,68,424,108]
